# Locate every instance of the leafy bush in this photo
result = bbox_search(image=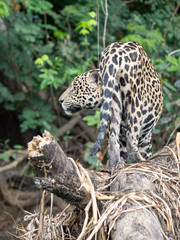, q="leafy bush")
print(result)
[0,1,10,18]
[0,1,57,135]
[0,1,93,138]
